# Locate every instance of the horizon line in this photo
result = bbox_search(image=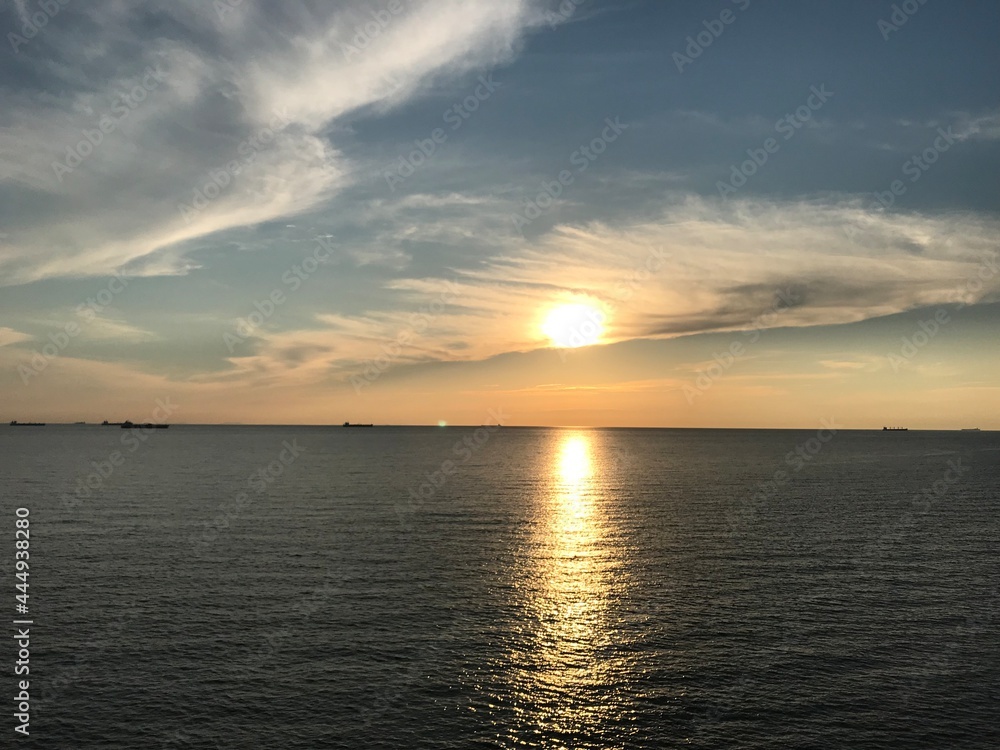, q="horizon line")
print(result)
[4,423,992,431]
